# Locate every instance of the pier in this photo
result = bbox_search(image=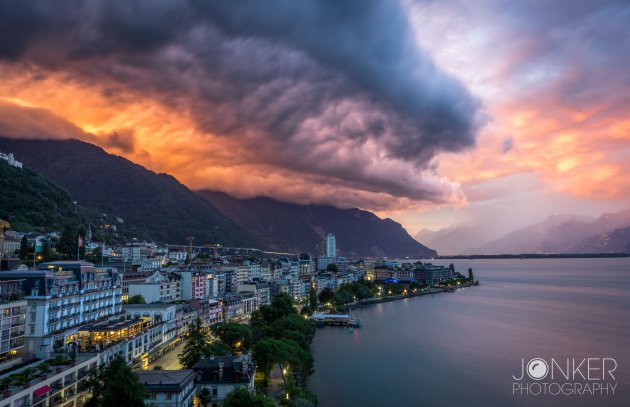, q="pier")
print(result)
[310,313,361,327]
